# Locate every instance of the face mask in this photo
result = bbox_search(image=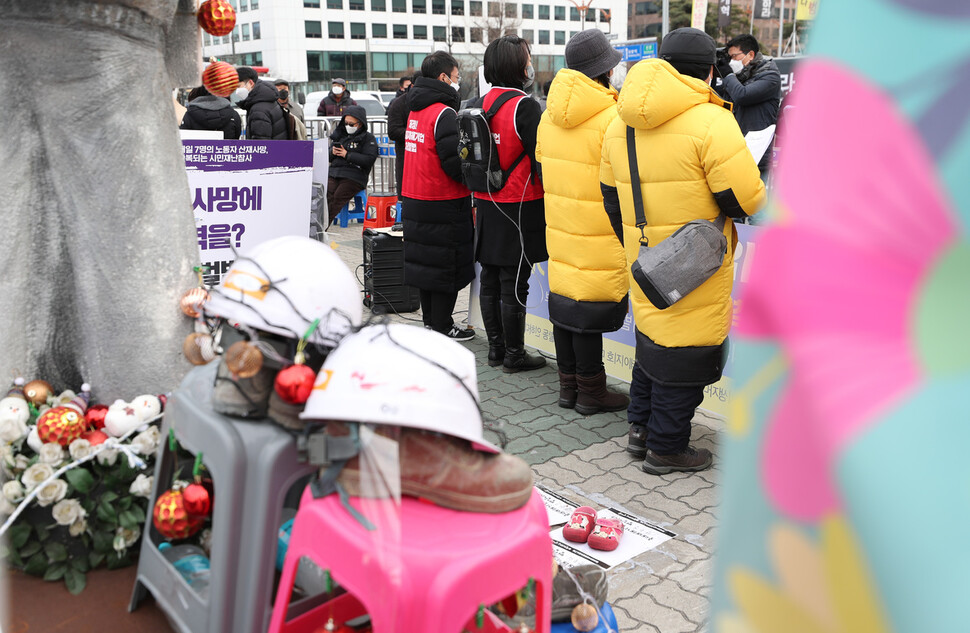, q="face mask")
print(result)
[278,89,289,101]
[333,86,344,95]
[233,86,249,103]
[345,124,359,135]
[451,80,461,92]
[729,58,744,74]
[523,64,535,89]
